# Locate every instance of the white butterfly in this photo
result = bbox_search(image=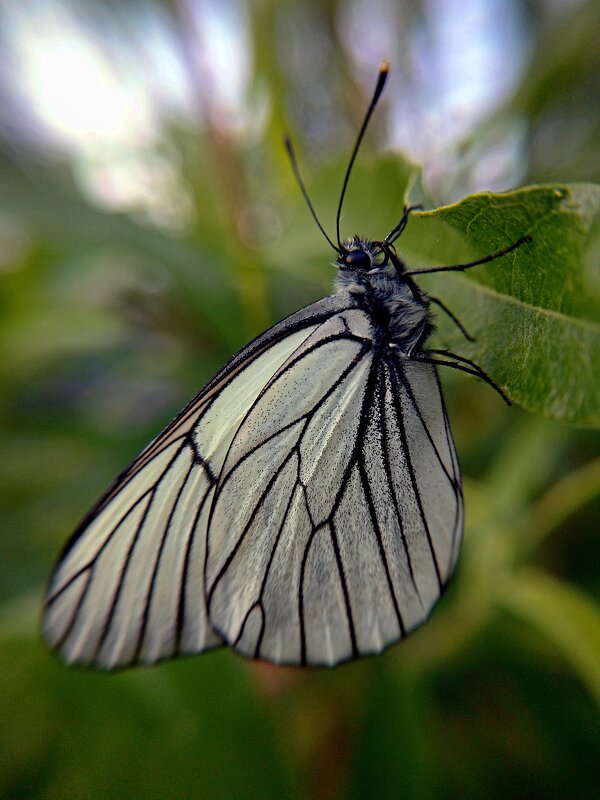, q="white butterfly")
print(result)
[42,62,529,669]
